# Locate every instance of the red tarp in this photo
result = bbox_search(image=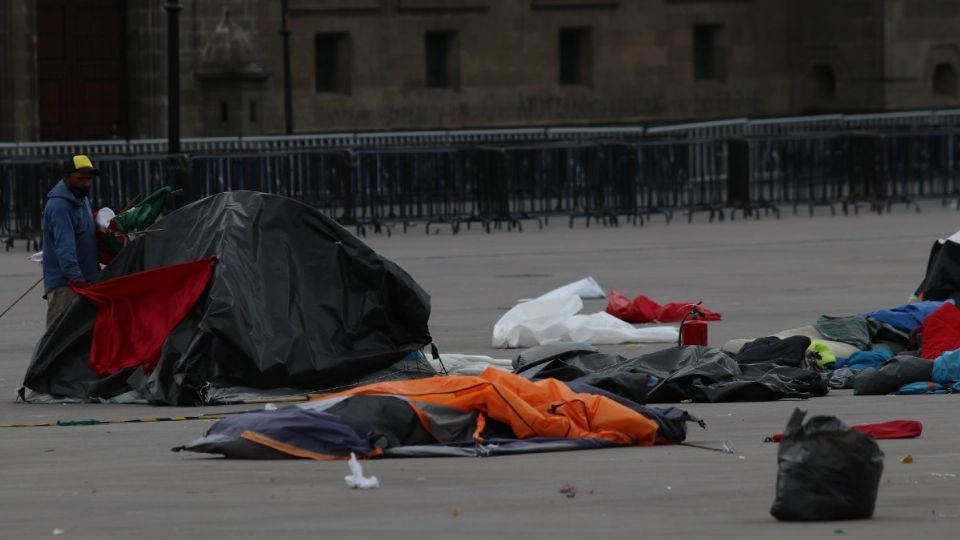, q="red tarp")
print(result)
[606,290,722,323]
[71,257,216,376]
[920,302,960,360]
[768,419,923,443]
